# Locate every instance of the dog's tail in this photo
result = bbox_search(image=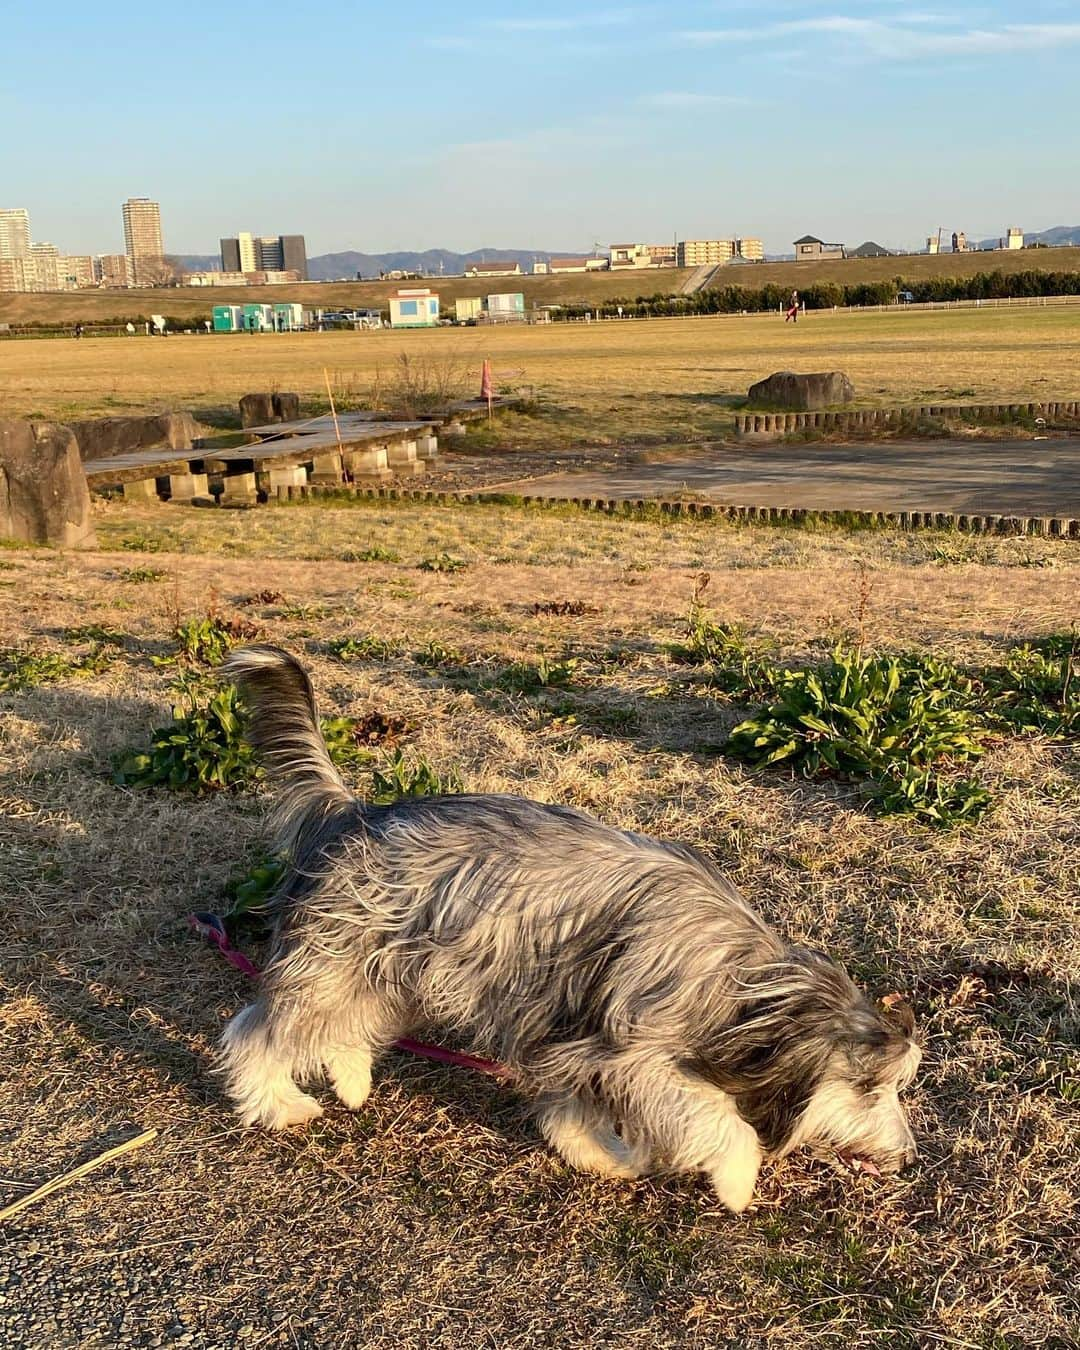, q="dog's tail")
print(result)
[222,644,355,853]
